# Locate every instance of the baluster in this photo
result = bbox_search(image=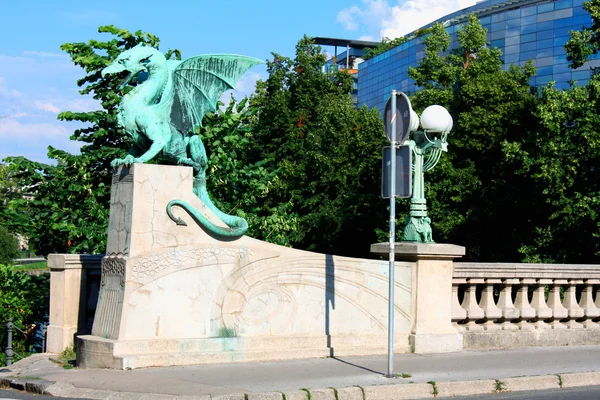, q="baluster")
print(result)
[546,279,568,329]
[514,279,536,330]
[479,279,502,331]
[452,278,467,332]
[530,279,552,329]
[563,279,584,329]
[460,278,485,331]
[497,278,519,330]
[579,279,600,329]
